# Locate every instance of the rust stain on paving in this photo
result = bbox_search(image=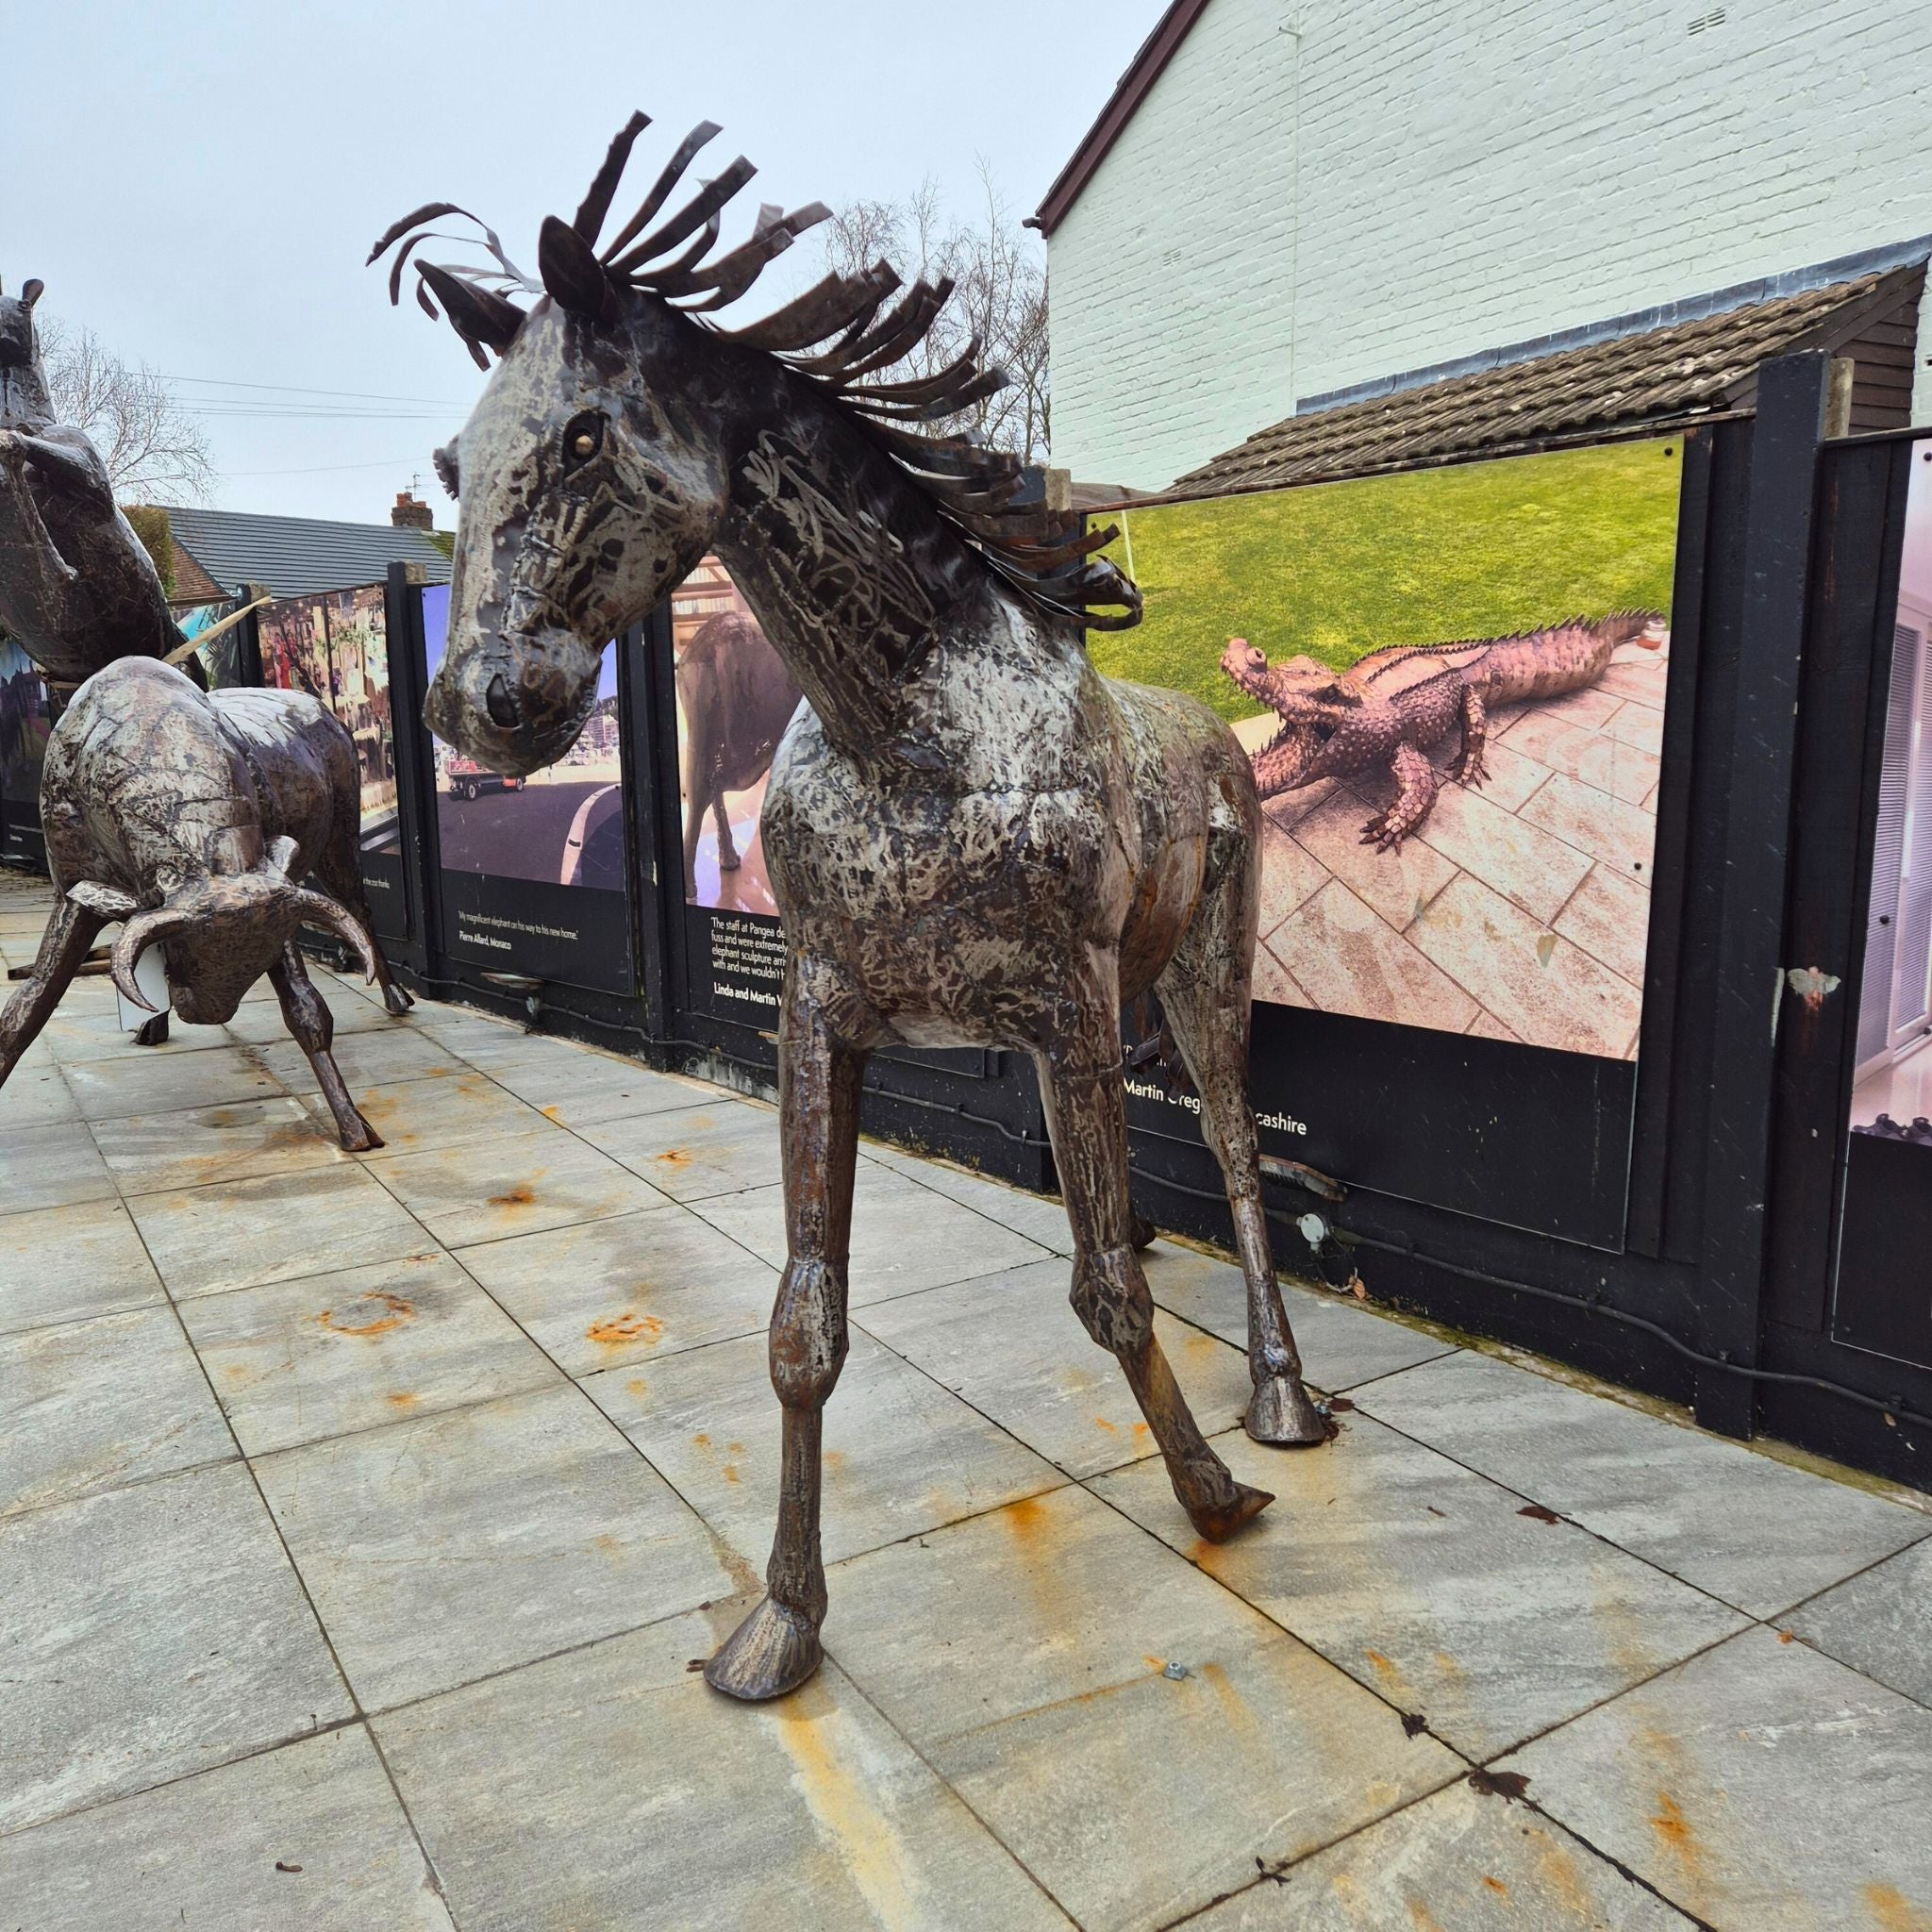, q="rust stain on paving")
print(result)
[1526,1827,1597,1921]
[1405,1901,1450,1932]
[387,1391,419,1411]
[1649,1791,1707,1887]
[768,1683,918,1929]
[586,1312,663,1348]
[1864,1883,1932,1931]
[654,1149,691,1170]
[316,1291,415,1338]
[488,1183,539,1208]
